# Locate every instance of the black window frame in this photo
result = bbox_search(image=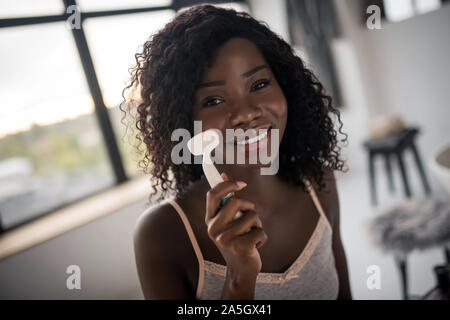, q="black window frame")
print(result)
[0,0,247,232]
